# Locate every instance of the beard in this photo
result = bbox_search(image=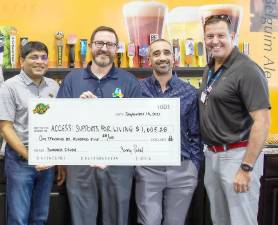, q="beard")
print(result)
[92,49,114,67]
